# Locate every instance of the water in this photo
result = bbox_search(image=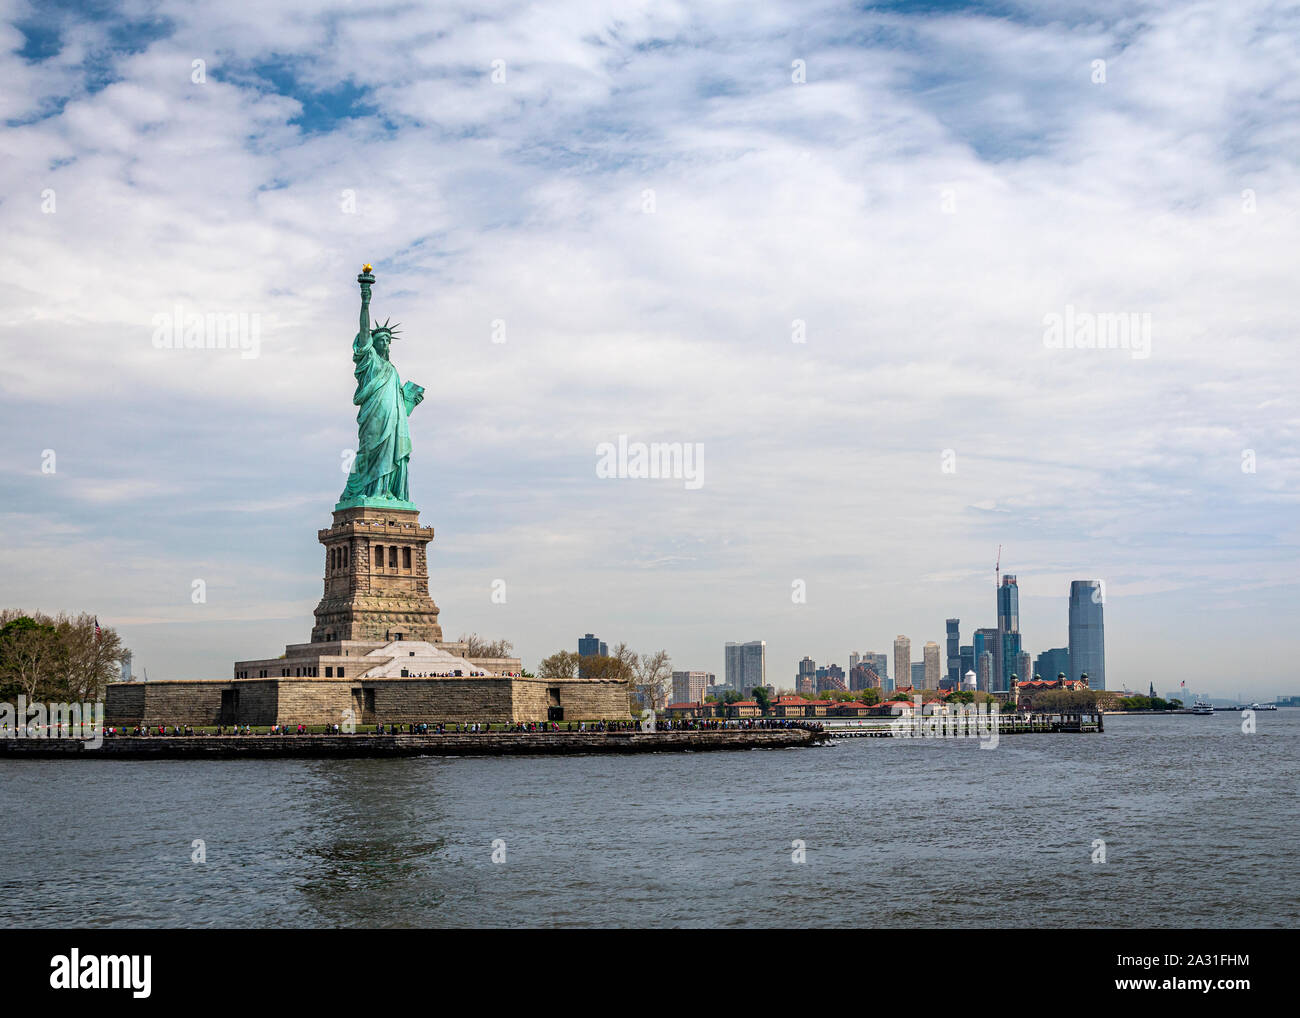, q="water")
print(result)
[2,711,1296,928]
